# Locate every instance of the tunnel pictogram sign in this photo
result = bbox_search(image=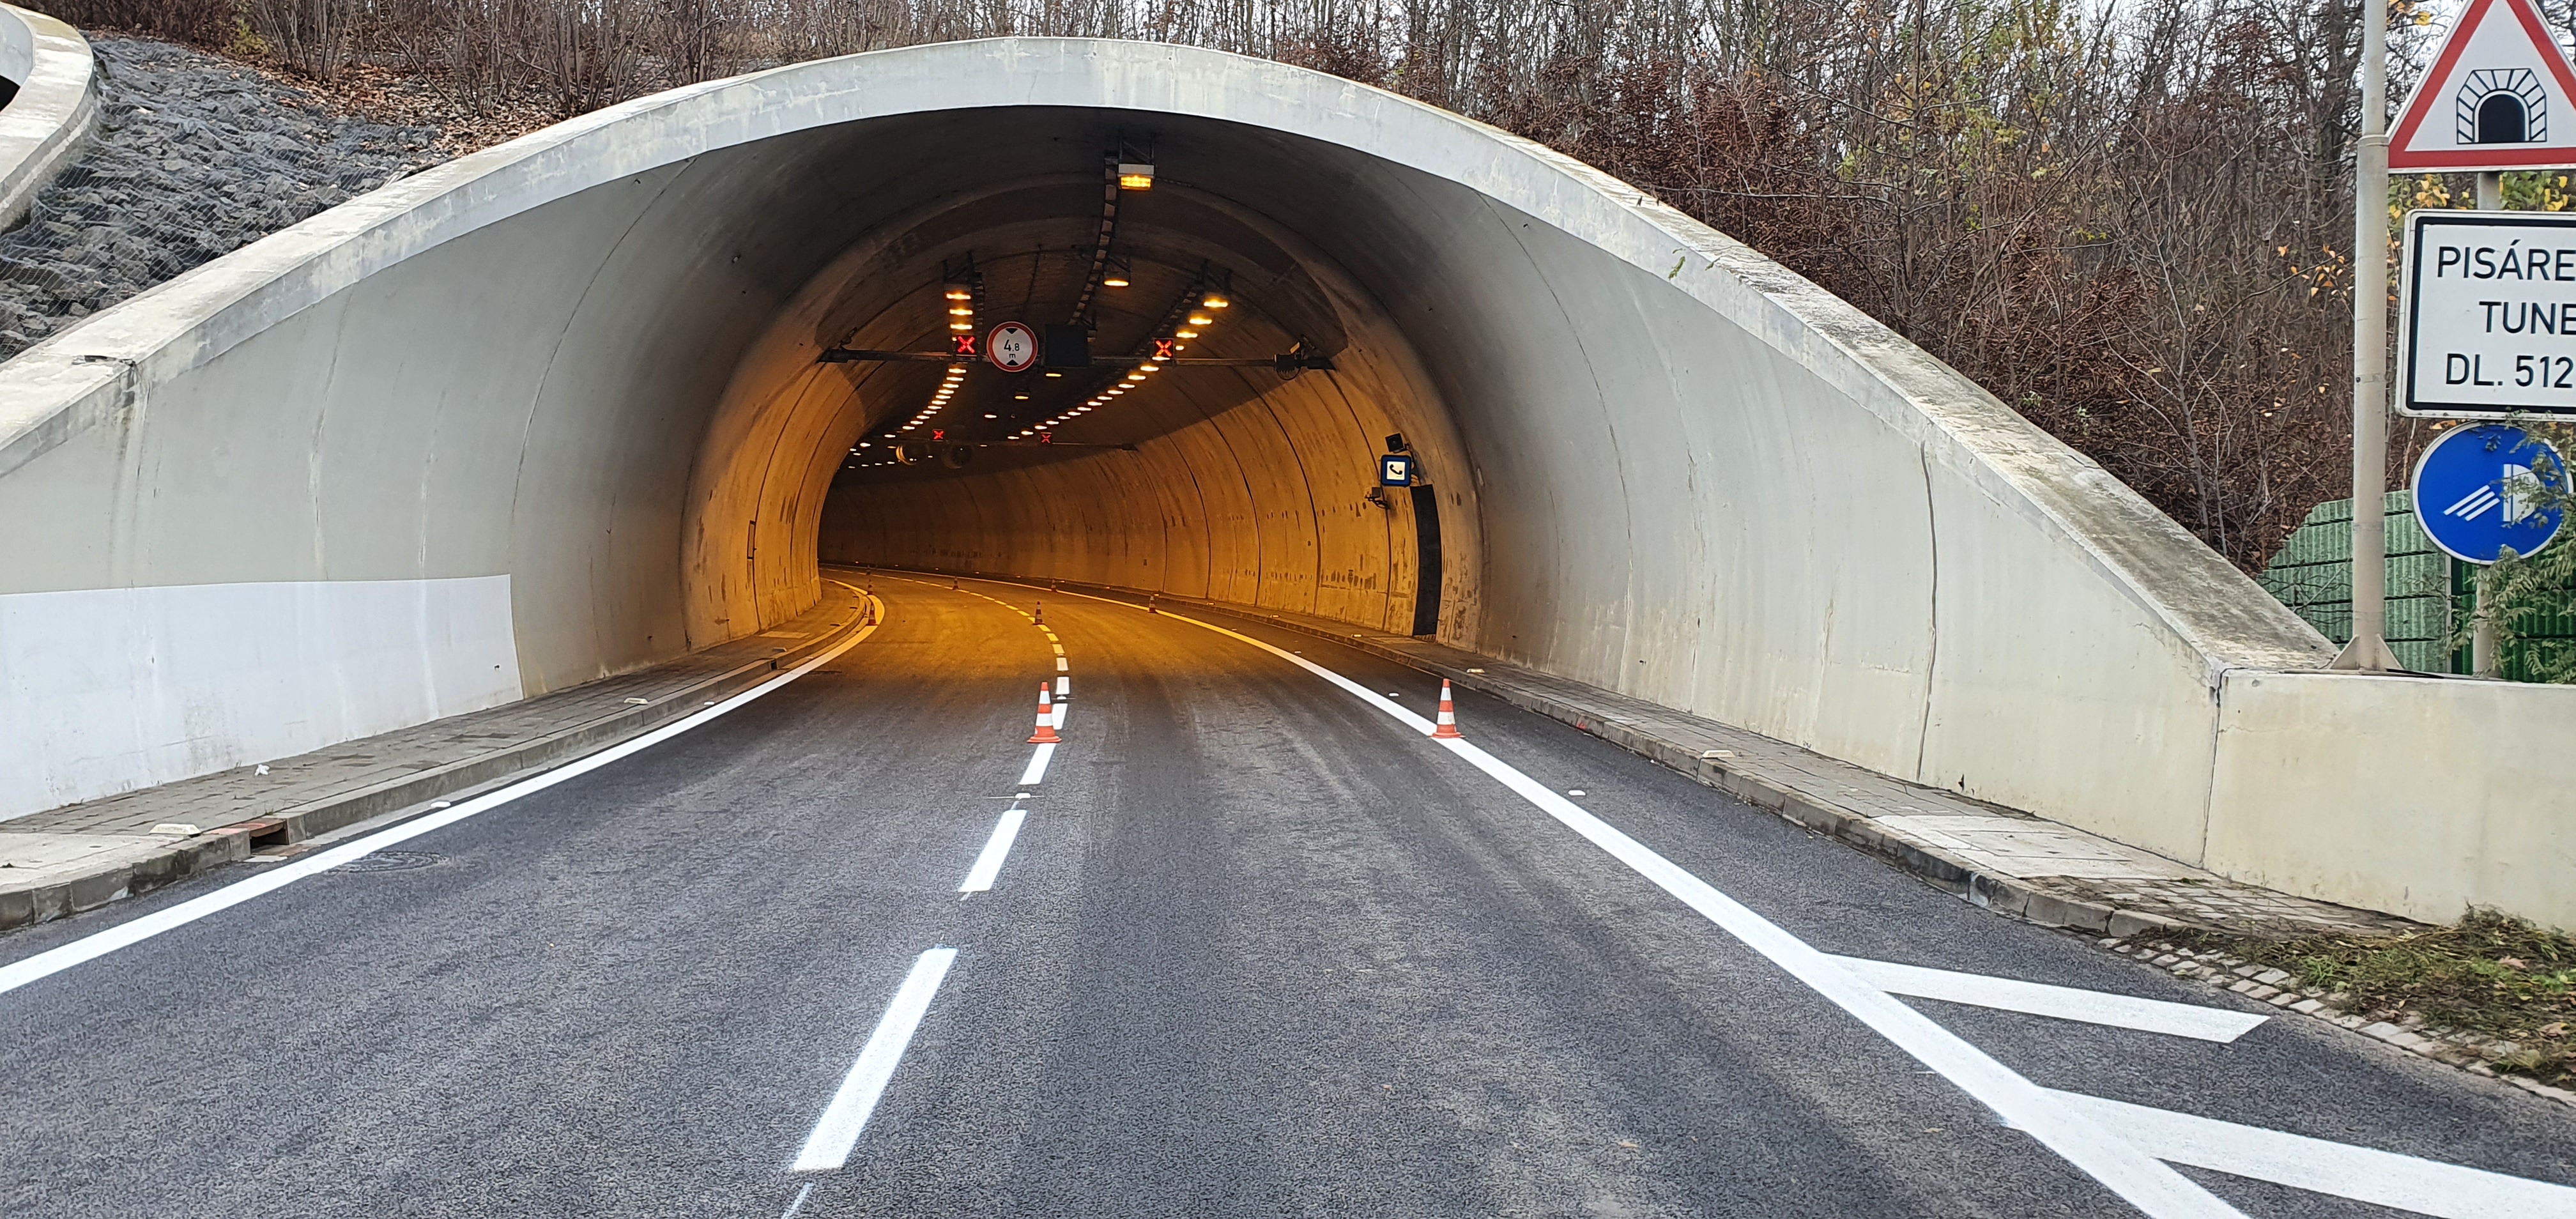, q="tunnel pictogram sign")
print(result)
[2411,423,2568,562]
[987,322,1038,372]
[2390,0,2576,171]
